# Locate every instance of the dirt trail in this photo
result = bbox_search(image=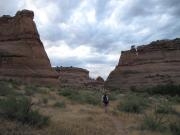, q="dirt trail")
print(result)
[110,115,128,135]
